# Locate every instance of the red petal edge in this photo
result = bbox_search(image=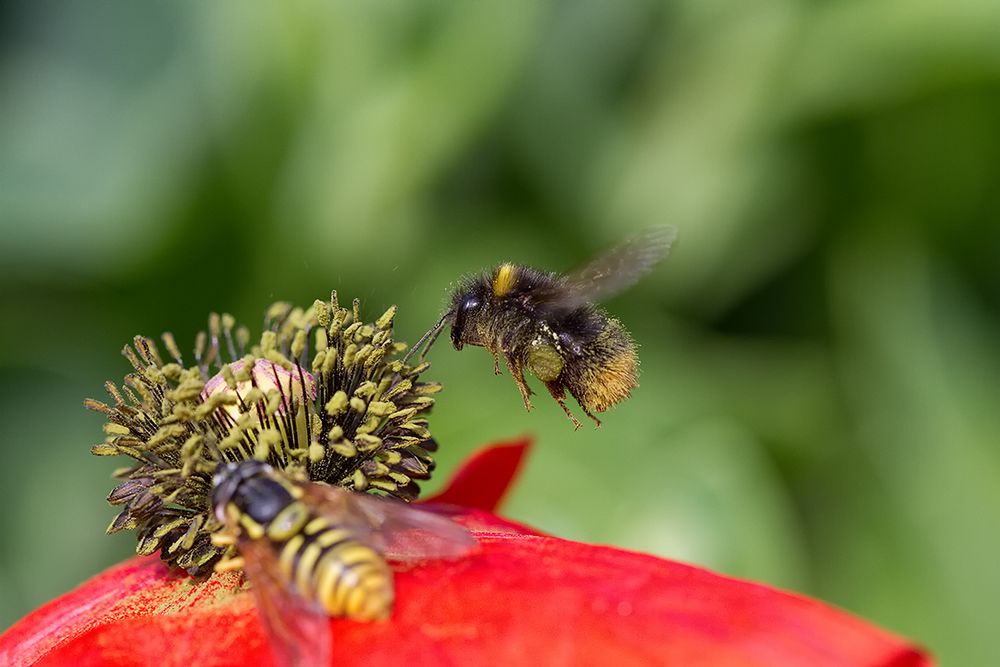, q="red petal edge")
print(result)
[421,437,531,512]
[0,509,932,667]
